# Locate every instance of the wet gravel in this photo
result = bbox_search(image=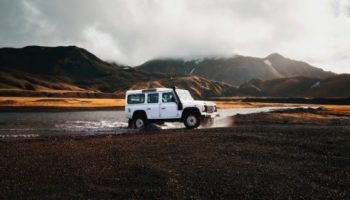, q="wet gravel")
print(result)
[0,125,349,199]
